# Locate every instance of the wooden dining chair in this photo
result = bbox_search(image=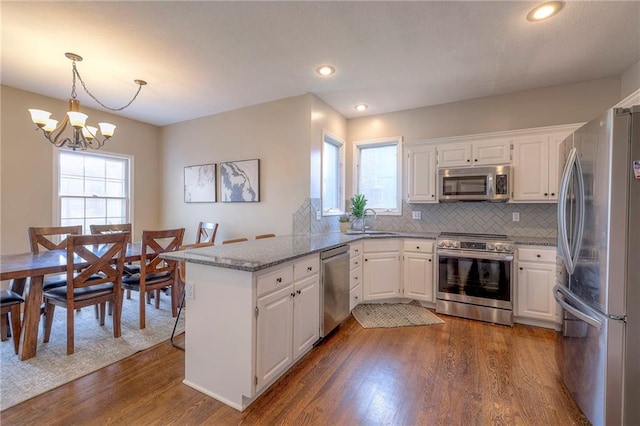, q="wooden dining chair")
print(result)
[28,225,83,292]
[1,289,24,354]
[90,223,138,300]
[171,241,214,350]
[122,228,185,329]
[222,237,248,244]
[42,232,127,355]
[255,233,276,239]
[196,222,219,244]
